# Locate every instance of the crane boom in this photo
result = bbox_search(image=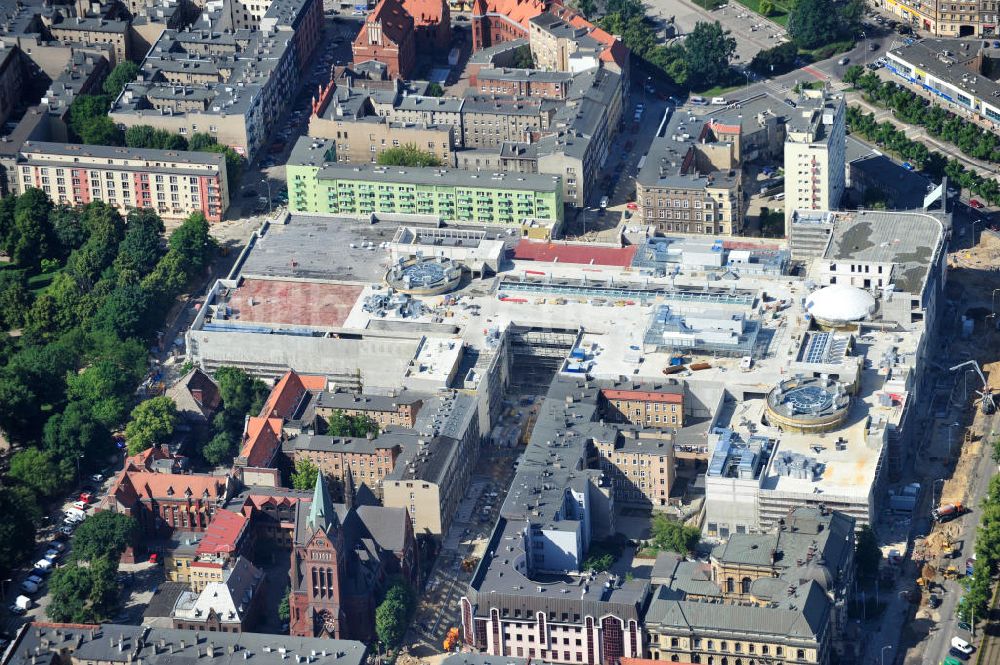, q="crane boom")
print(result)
[950,360,995,414]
